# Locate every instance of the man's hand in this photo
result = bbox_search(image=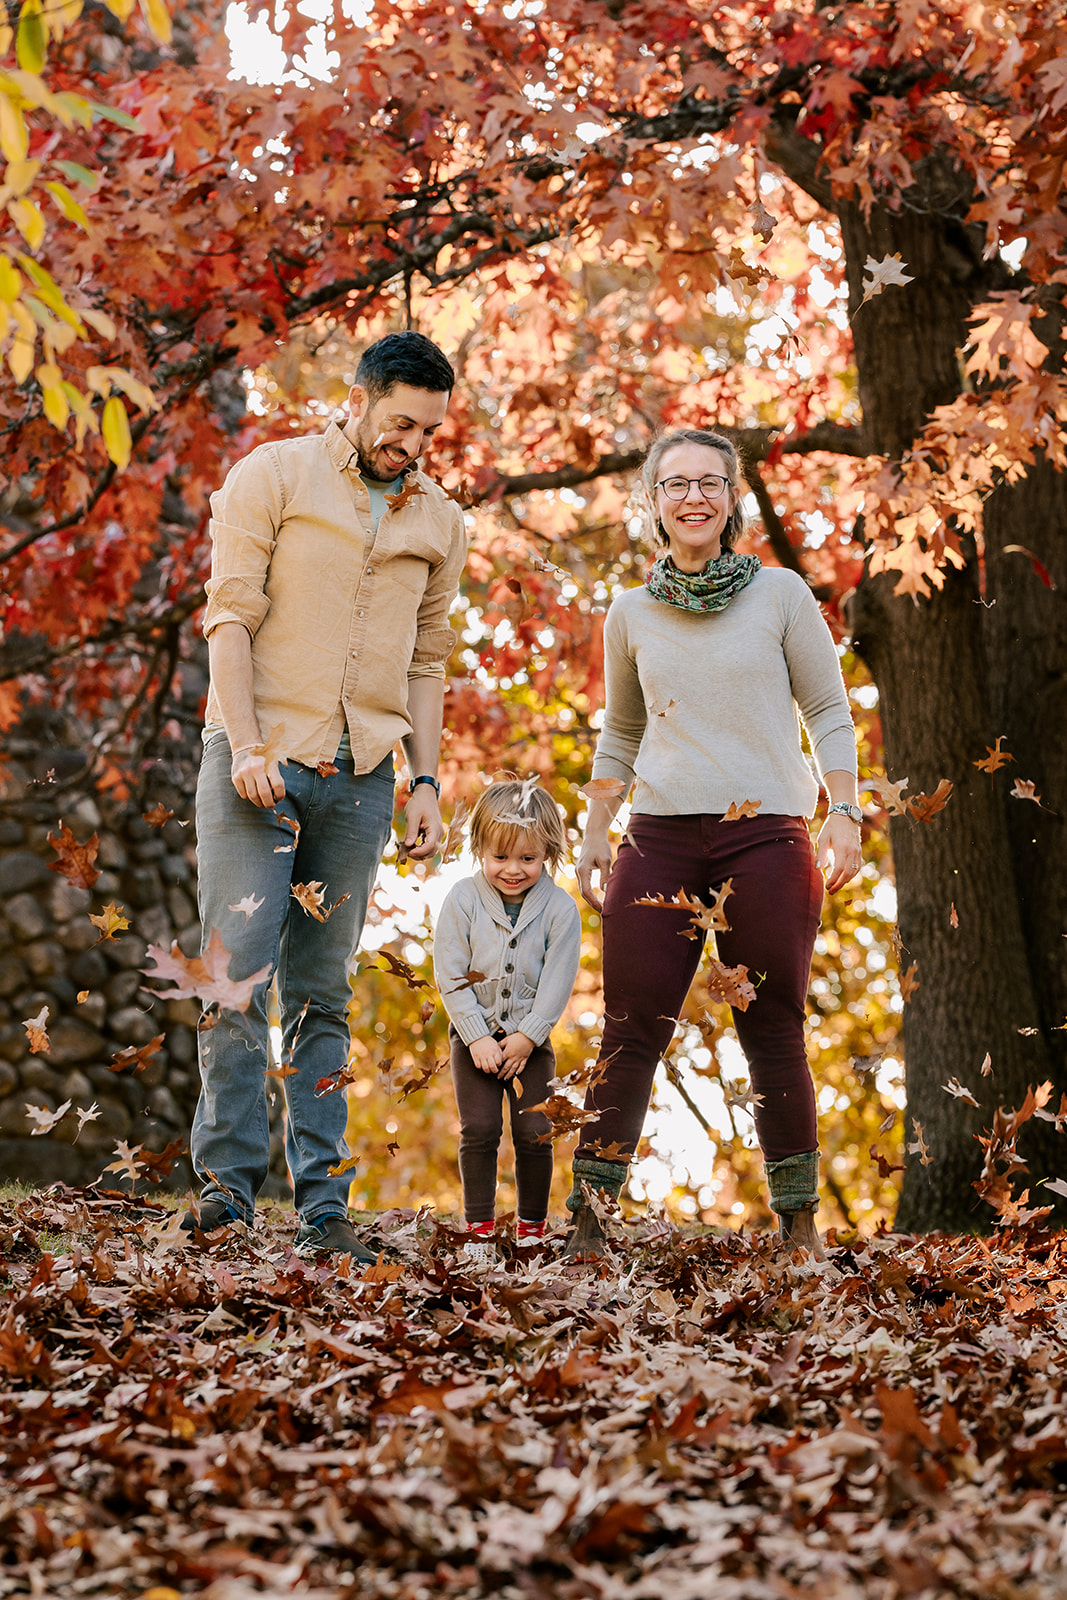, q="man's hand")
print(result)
[403,783,444,859]
[231,747,286,807]
[470,1034,504,1075]
[499,1031,535,1080]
